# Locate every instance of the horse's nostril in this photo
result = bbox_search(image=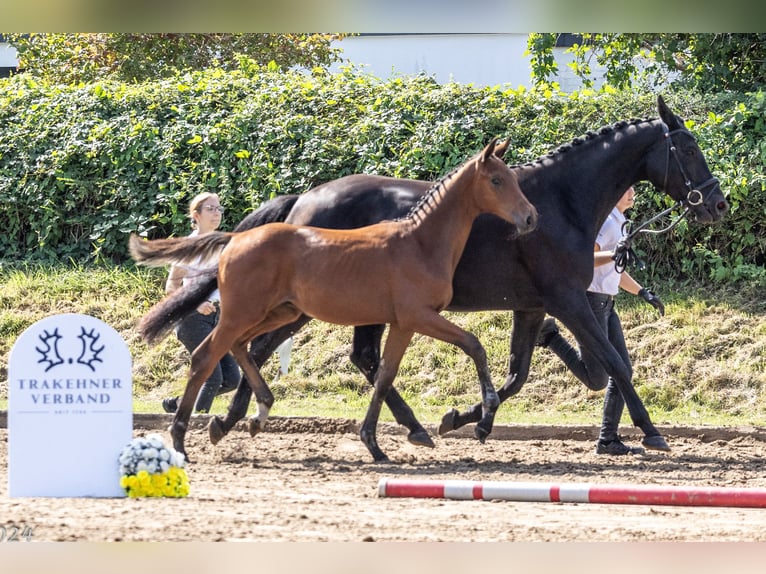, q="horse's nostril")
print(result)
[717,200,729,212]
